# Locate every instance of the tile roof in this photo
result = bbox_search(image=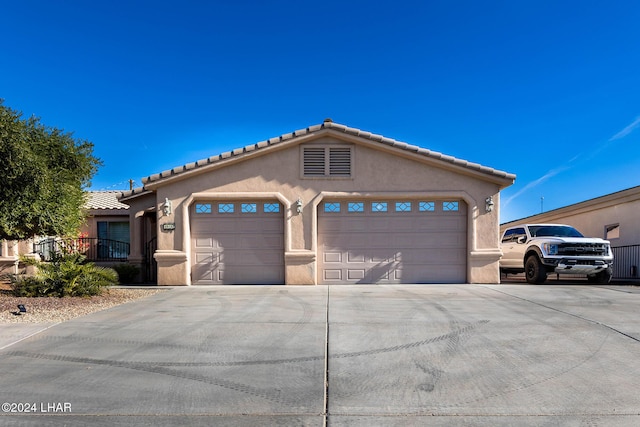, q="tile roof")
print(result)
[120,120,516,199]
[86,191,130,210]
